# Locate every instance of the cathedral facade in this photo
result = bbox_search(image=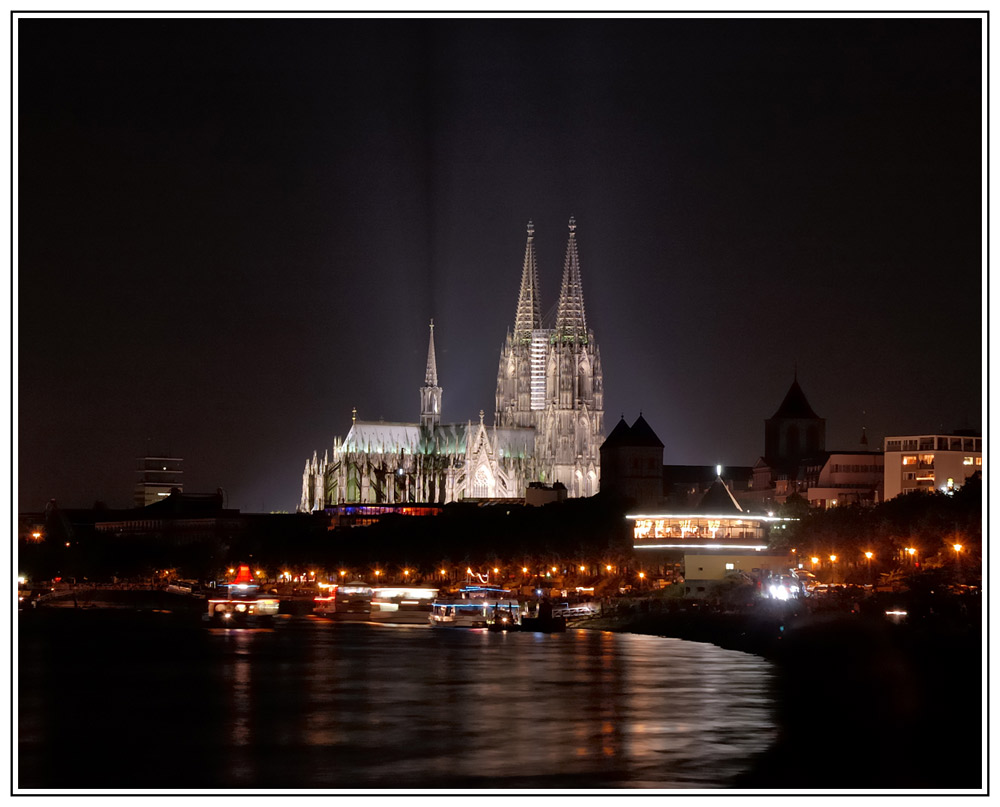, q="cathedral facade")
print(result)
[298,218,604,511]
